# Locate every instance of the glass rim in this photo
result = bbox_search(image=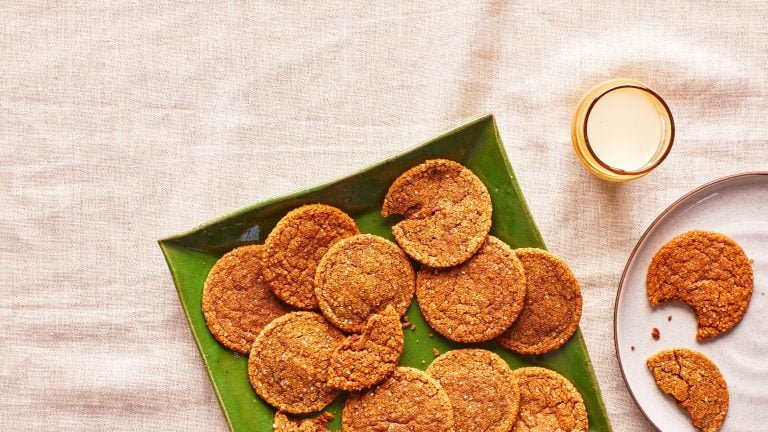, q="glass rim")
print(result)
[582,83,675,176]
